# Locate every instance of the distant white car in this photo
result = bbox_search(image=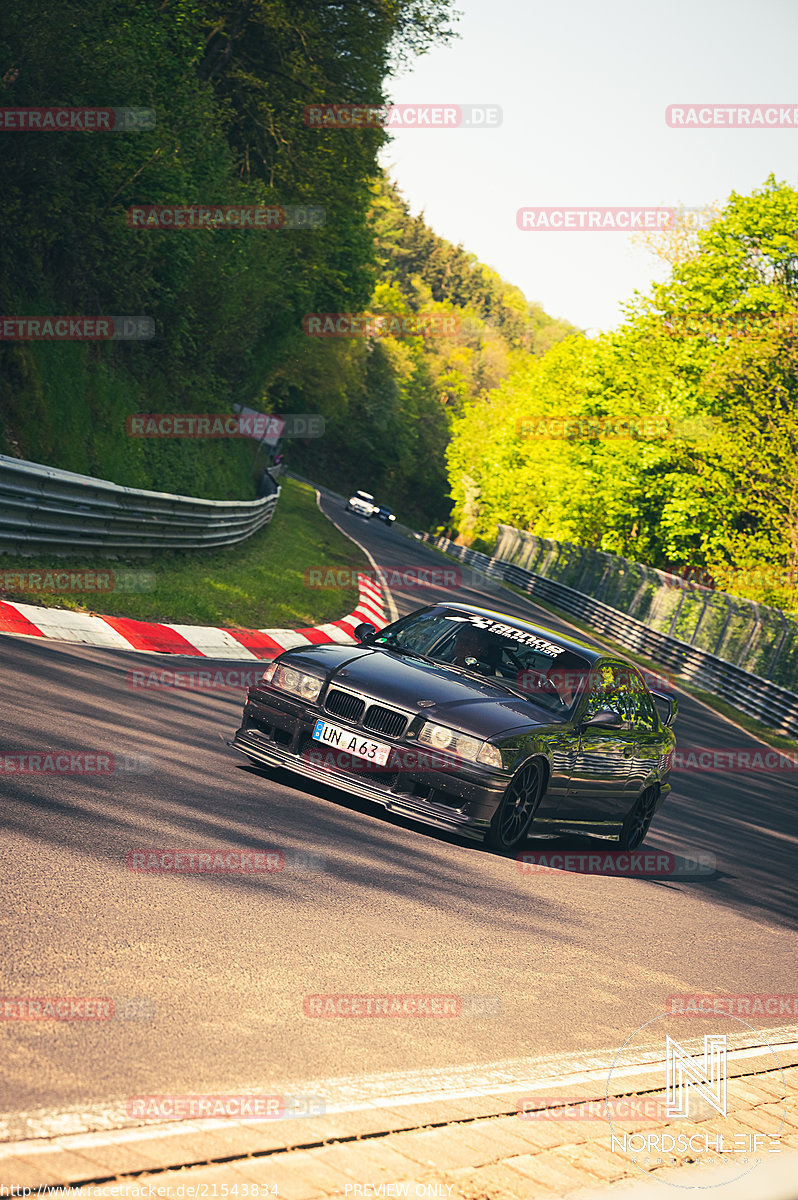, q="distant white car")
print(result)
[345,490,376,518]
